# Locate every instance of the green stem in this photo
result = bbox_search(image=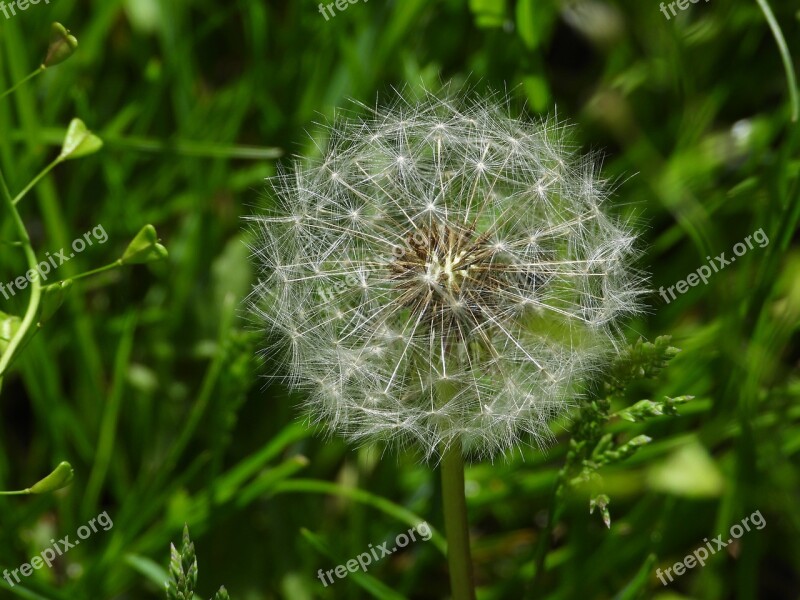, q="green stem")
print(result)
[33,259,125,321]
[10,127,282,160]
[0,489,30,496]
[0,66,45,102]
[440,438,476,600]
[0,169,42,380]
[12,156,63,206]
[755,0,799,122]
[0,155,67,378]
[63,259,123,283]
